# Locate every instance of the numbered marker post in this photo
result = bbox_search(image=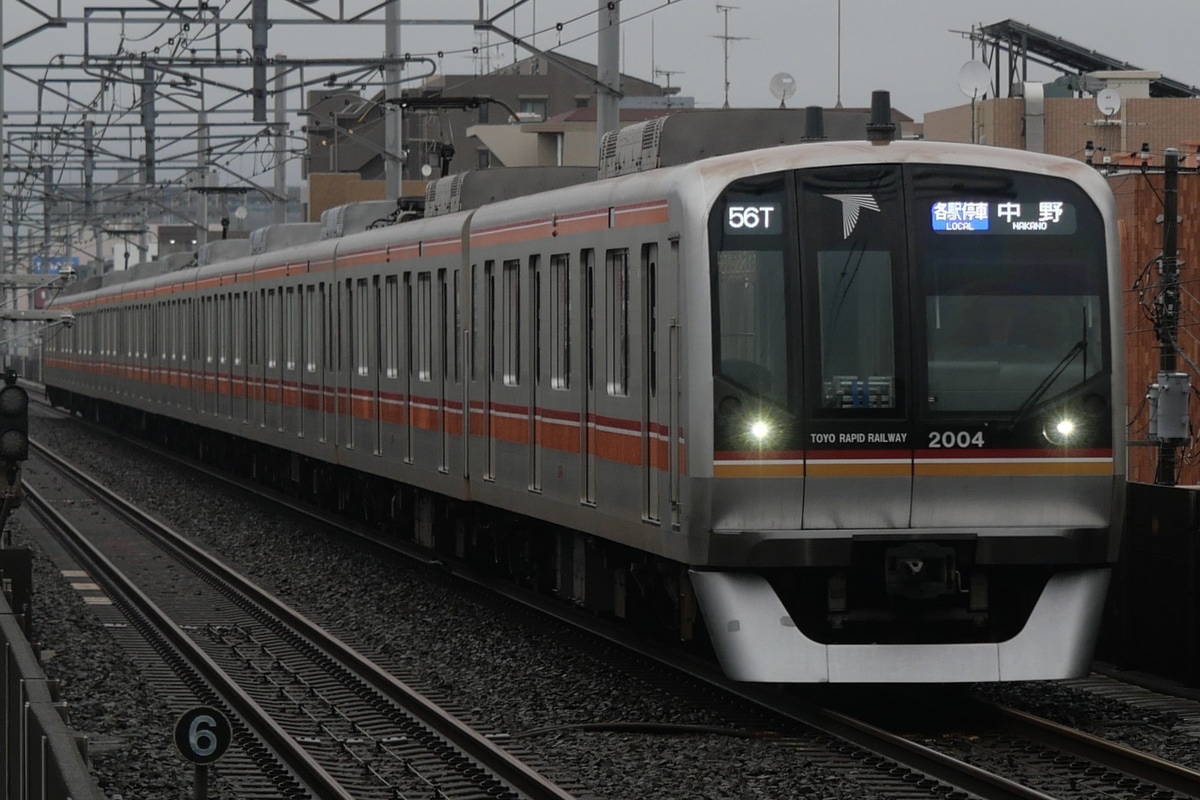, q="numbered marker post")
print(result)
[174,706,232,800]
